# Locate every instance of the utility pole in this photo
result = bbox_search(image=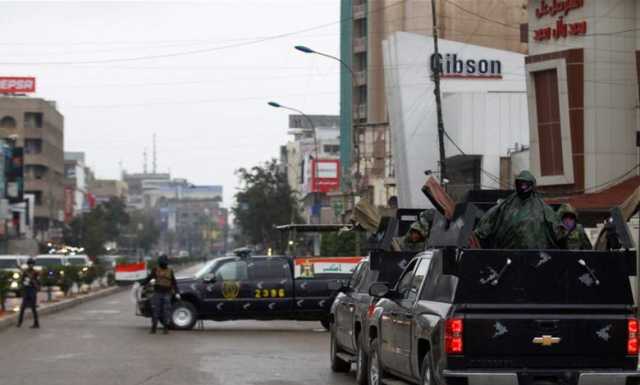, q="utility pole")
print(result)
[152,133,157,174]
[431,0,447,185]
